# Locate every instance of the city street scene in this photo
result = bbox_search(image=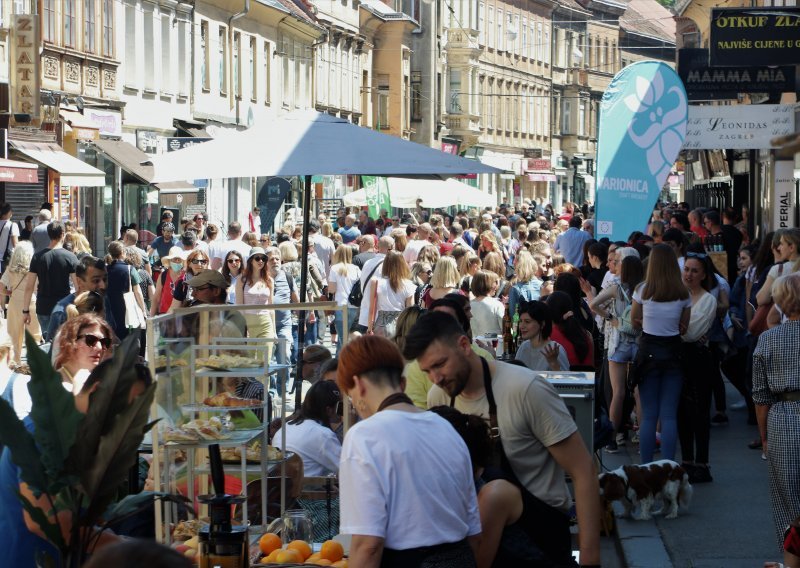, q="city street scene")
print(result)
[0,0,799,566]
